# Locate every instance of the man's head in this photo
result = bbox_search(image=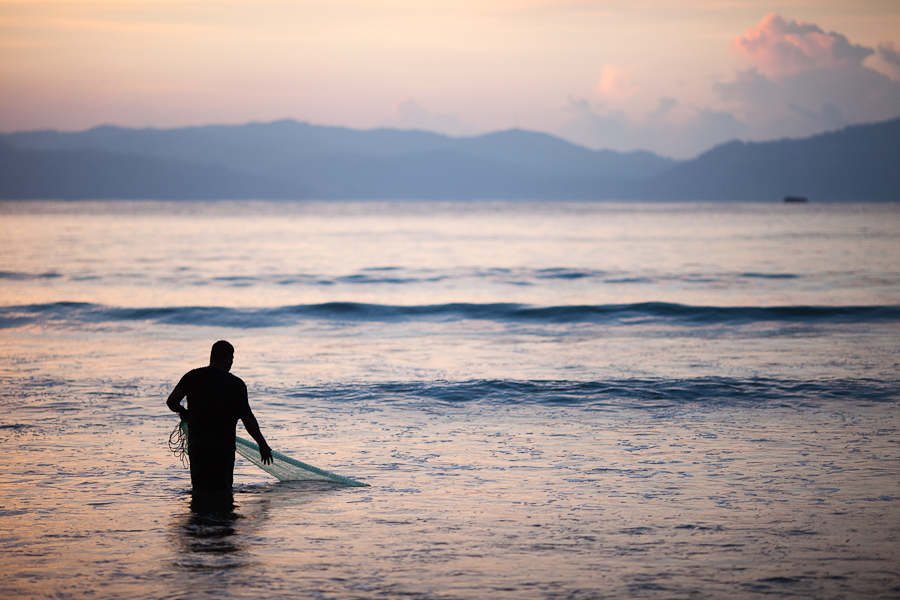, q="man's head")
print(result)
[210,340,235,372]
